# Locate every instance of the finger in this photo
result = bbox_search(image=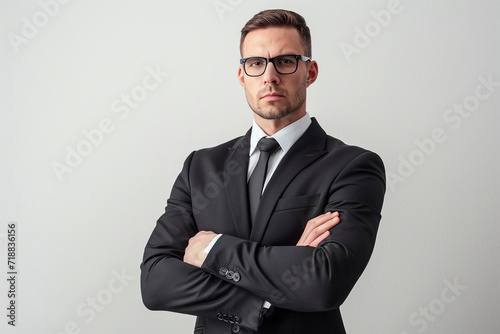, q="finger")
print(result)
[308,231,330,248]
[304,212,339,232]
[298,216,340,246]
[304,217,338,245]
[297,212,334,245]
[299,212,336,242]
